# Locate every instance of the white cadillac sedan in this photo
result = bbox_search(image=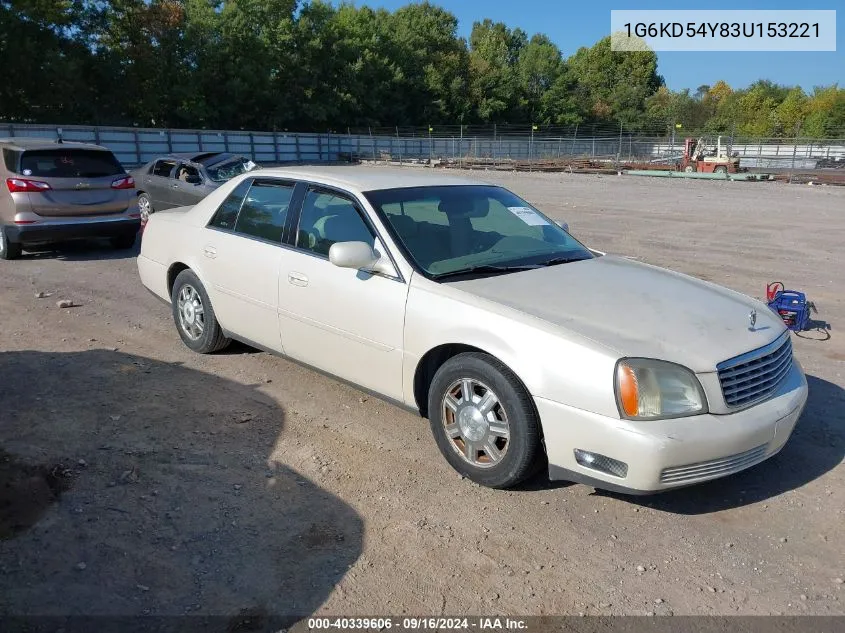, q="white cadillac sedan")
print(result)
[137,167,808,492]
